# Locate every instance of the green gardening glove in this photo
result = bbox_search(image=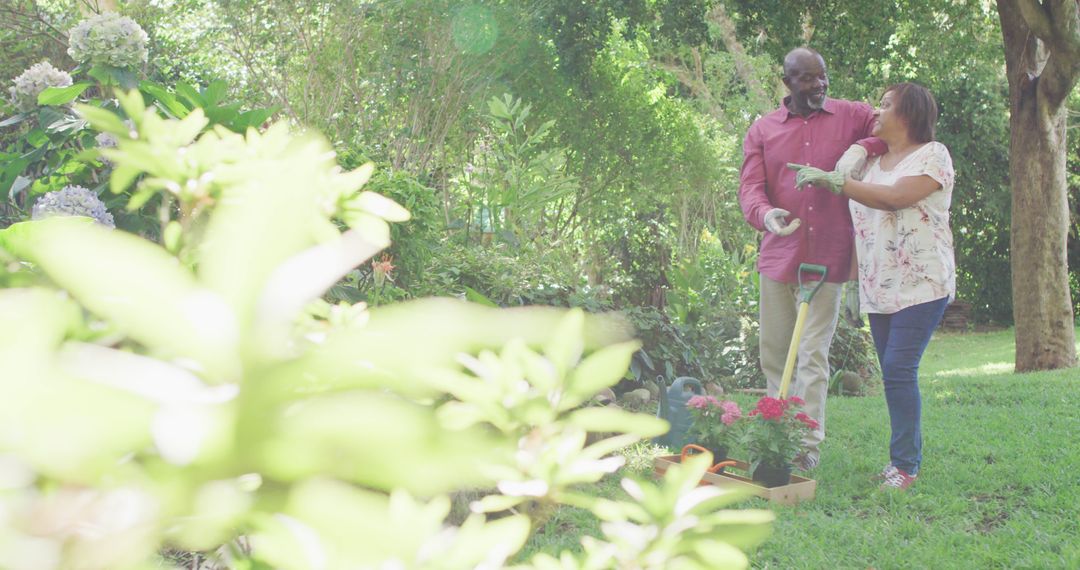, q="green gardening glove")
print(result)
[786,163,845,194]
[842,281,863,328]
